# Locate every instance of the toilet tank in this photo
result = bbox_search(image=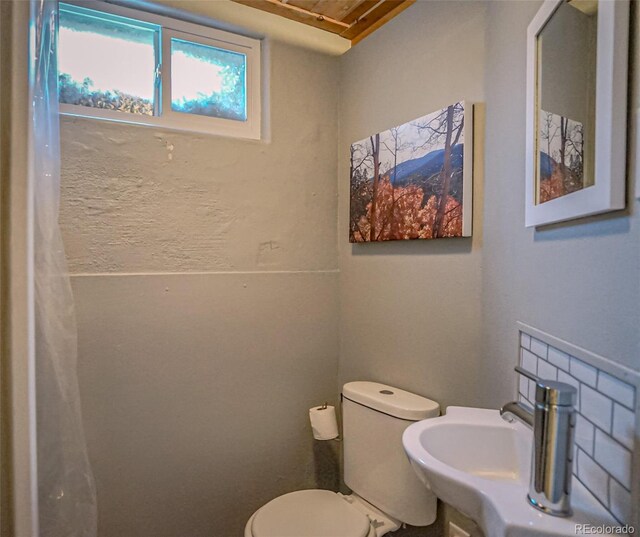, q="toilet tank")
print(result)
[342,381,439,527]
